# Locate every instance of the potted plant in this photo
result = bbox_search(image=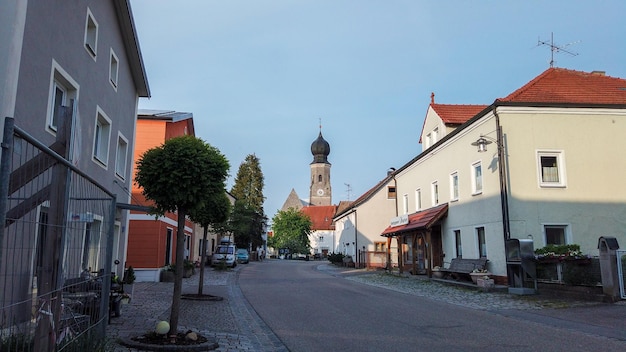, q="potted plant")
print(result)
[431,266,443,279]
[123,266,136,298]
[160,265,175,282]
[469,268,491,284]
[183,259,194,278]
